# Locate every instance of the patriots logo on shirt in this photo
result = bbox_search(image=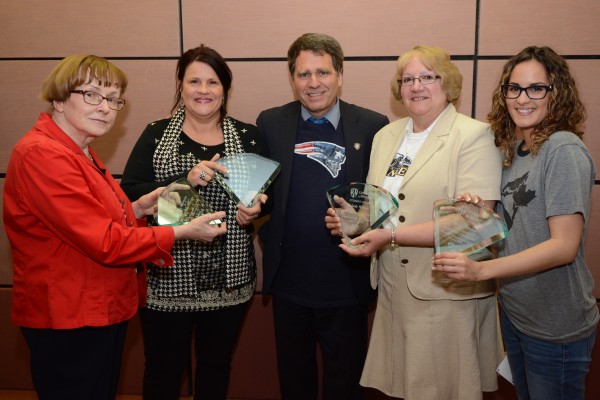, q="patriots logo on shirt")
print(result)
[294,141,346,177]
